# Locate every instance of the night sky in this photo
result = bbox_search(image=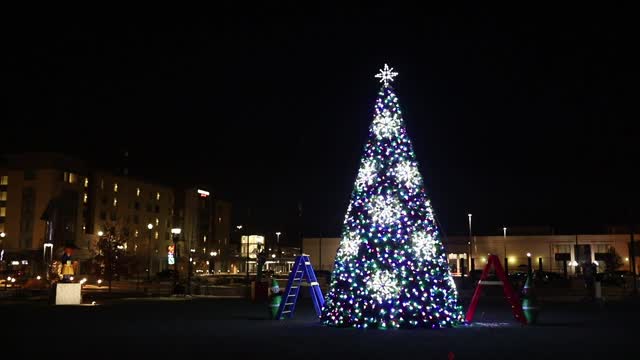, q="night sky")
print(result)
[3,5,639,244]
